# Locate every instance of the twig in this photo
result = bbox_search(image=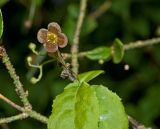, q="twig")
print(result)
[71,0,87,74]
[0,46,48,124]
[0,113,28,124]
[0,93,24,112]
[26,110,48,124]
[124,37,160,50]
[0,92,48,124]
[128,116,151,129]
[0,47,32,110]
[89,0,112,20]
[24,0,36,28]
[67,37,160,59]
